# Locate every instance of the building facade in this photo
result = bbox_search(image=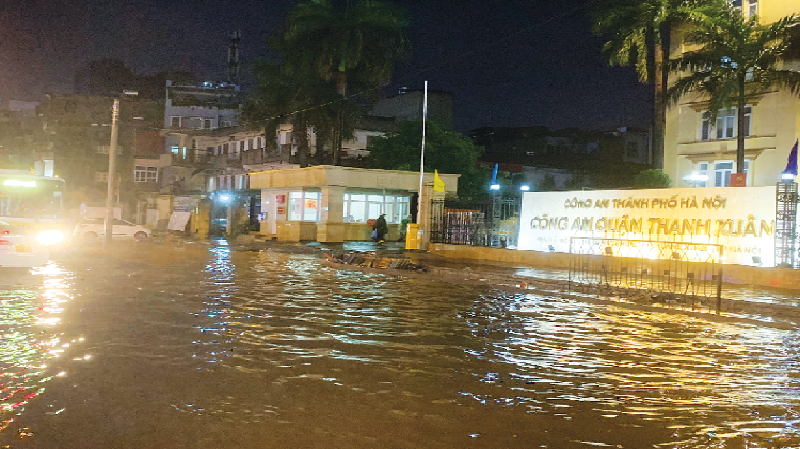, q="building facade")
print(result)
[664,0,800,188]
[35,93,163,212]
